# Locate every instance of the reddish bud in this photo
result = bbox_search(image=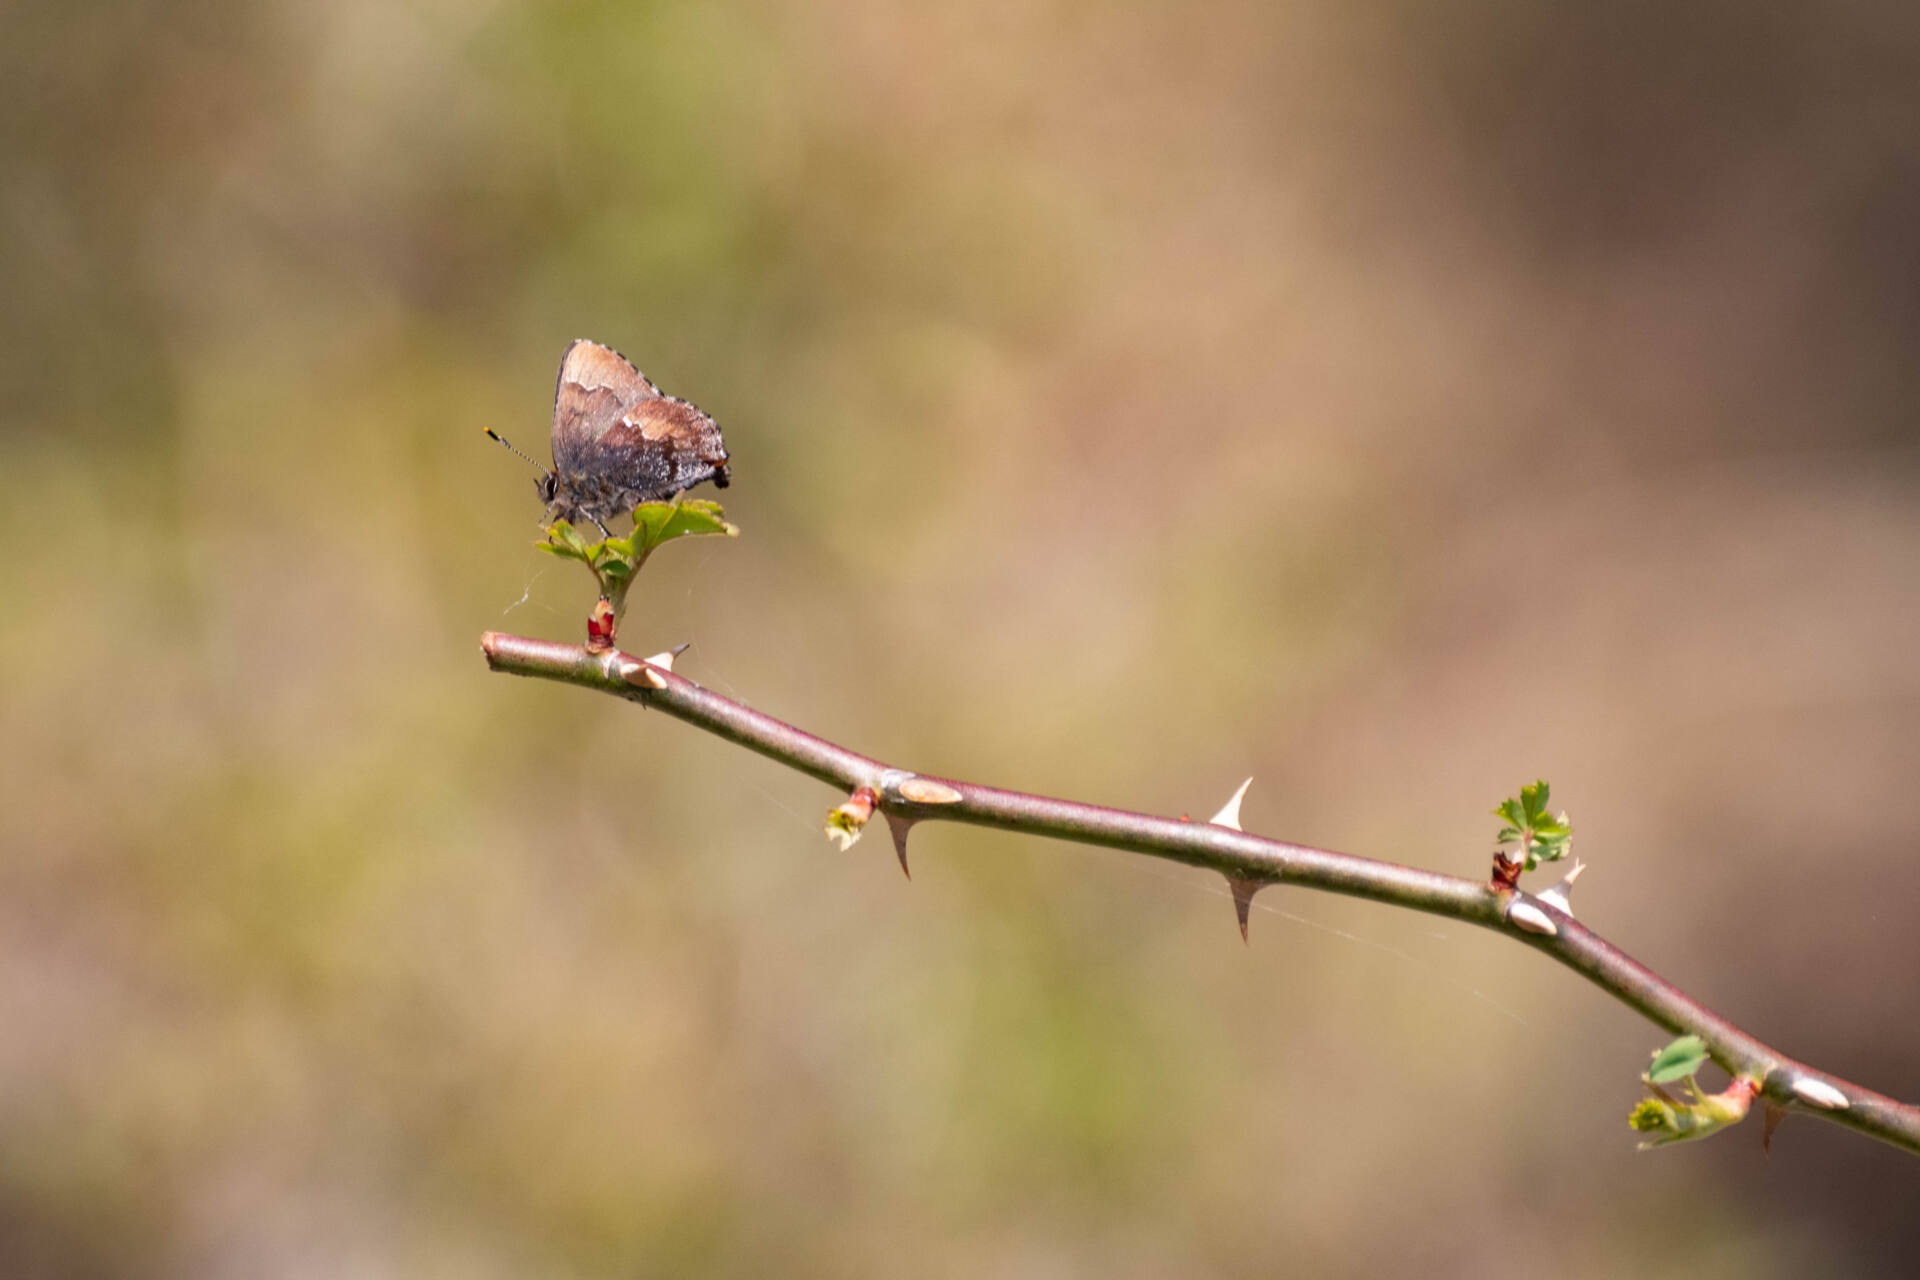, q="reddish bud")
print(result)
[1491,853,1523,892]
[586,598,617,652]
